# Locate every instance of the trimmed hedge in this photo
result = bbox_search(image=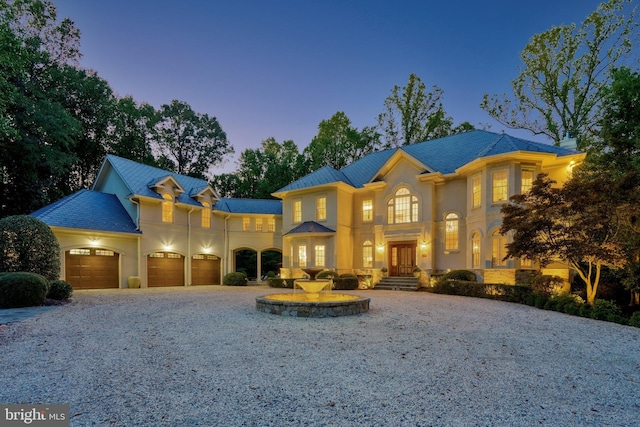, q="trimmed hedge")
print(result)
[335,274,358,290]
[438,269,477,283]
[267,278,295,288]
[433,280,532,303]
[47,280,73,301]
[223,272,248,286]
[316,270,339,280]
[0,272,49,308]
